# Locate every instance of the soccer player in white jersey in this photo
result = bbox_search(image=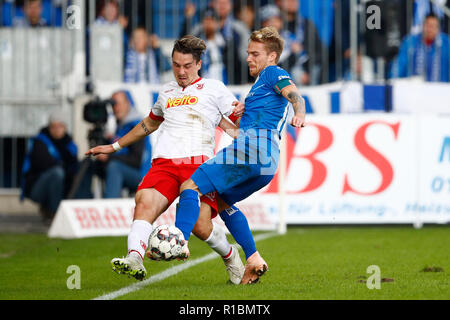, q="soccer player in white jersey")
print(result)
[86,35,260,283]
